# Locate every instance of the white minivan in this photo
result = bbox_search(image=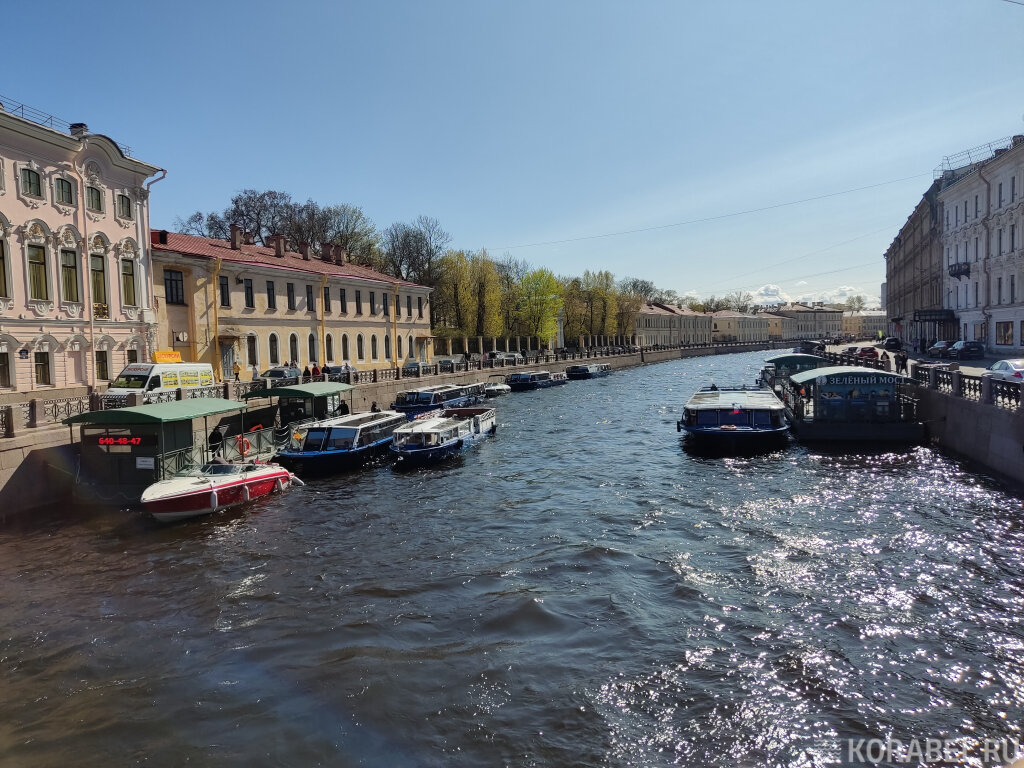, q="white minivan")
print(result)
[103,363,216,404]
